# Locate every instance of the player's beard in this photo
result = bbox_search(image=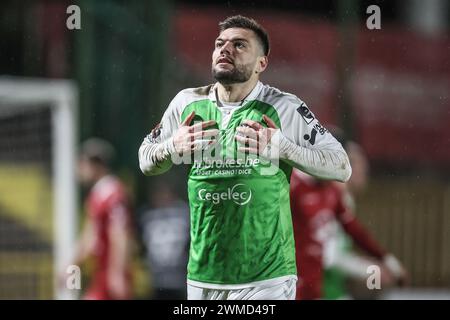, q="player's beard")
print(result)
[212,62,253,85]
